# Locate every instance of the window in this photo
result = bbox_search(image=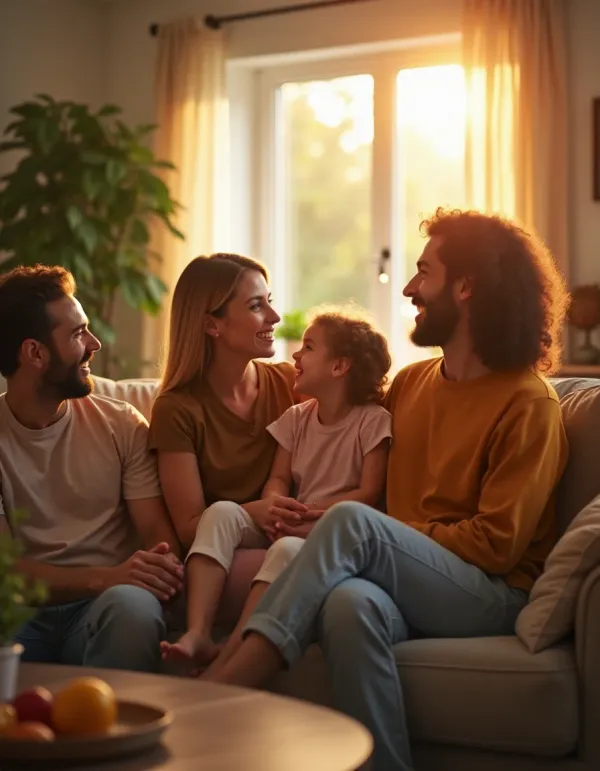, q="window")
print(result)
[280,75,374,313]
[235,35,465,368]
